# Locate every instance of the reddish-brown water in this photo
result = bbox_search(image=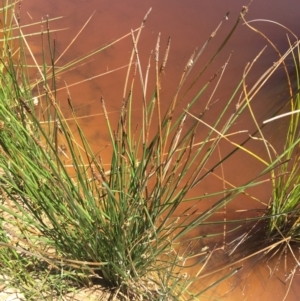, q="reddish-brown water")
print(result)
[20,0,300,300]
